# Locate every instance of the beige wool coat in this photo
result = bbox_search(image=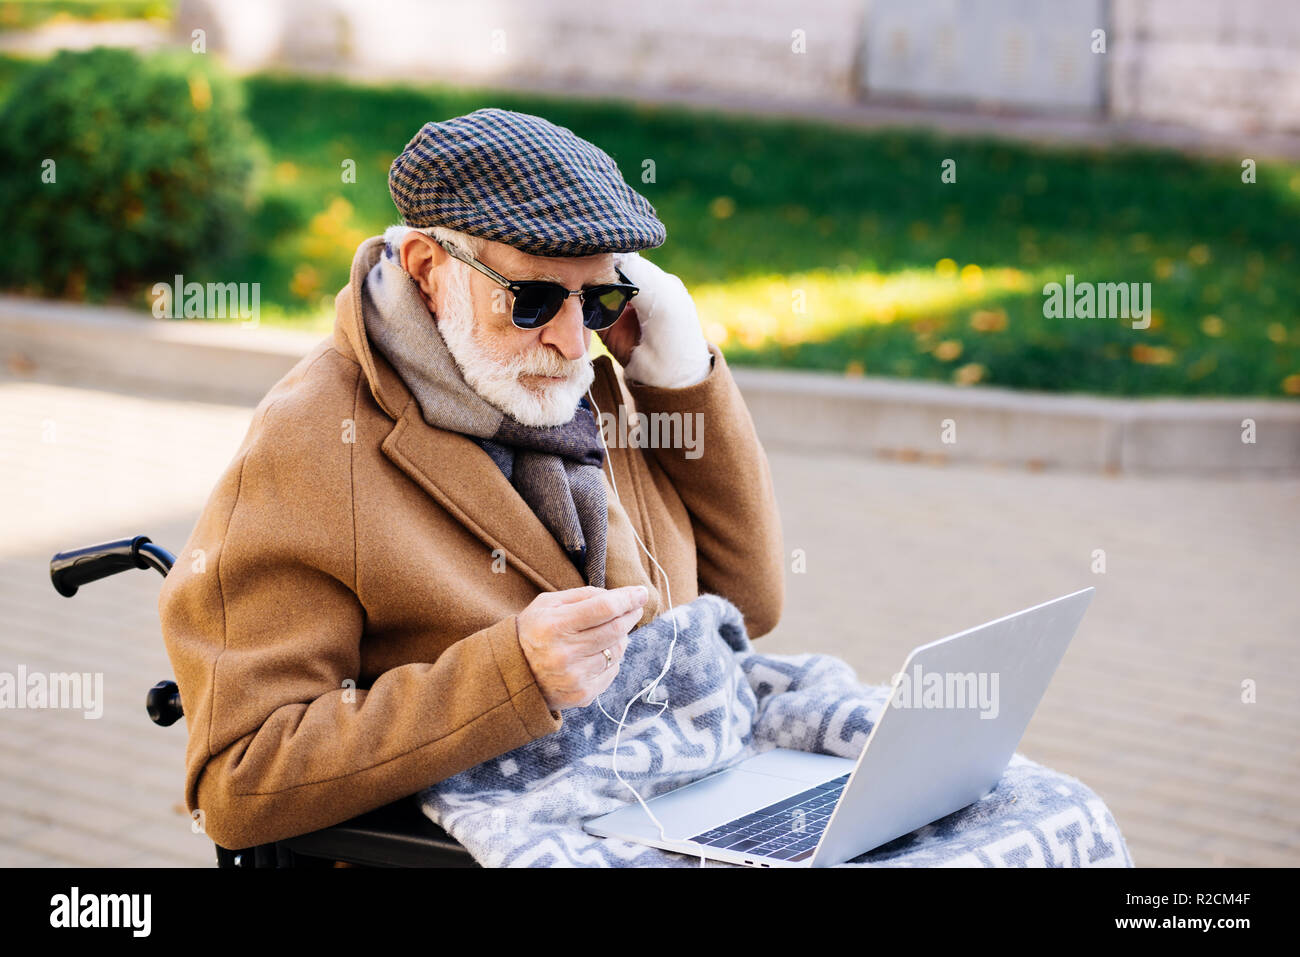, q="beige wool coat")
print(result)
[158,235,786,850]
